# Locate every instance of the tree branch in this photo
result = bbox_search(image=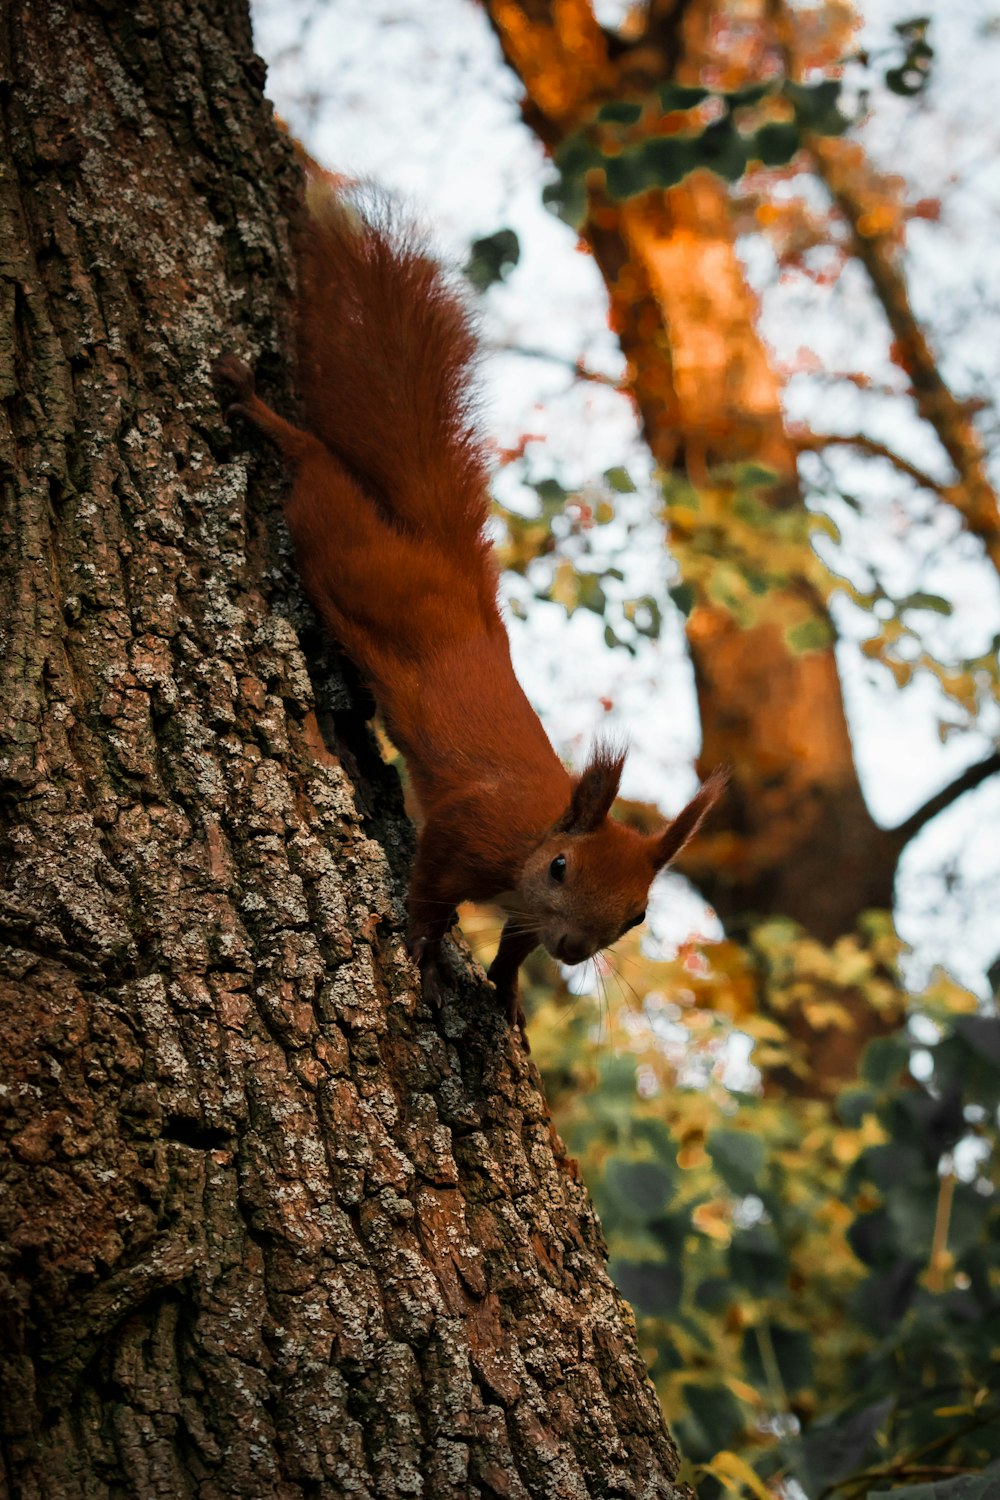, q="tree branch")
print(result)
[892,750,1000,849]
[808,137,1000,575]
[491,340,624,388]
[795,429,951,500]
[767,0,1000,573]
